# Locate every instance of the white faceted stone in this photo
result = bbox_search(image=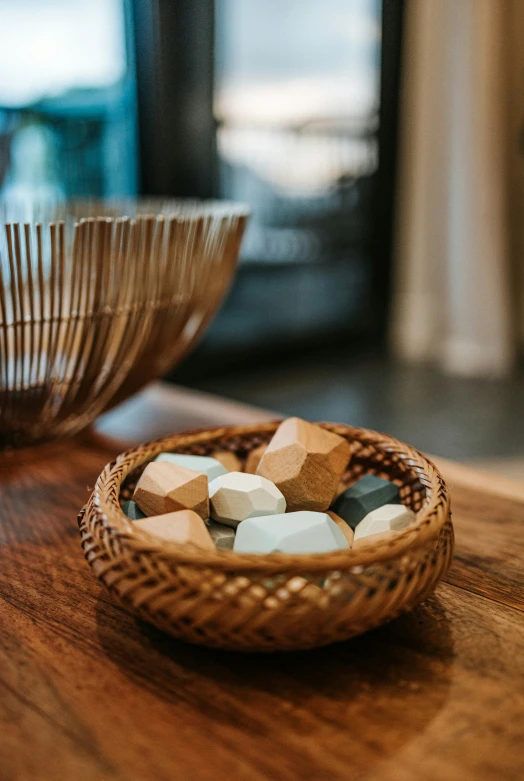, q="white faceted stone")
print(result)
[234,511,350,554]
[353,504,415,541]
[154,453,228,482]
[209,472,286,528]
